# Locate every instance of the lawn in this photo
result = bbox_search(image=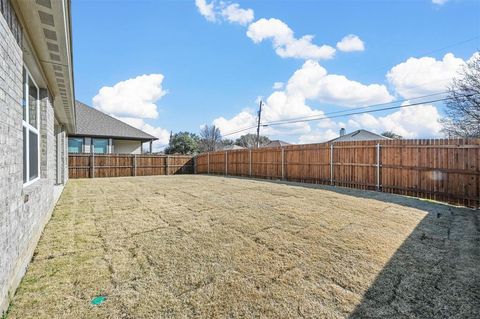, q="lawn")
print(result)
[6,175,480,318]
